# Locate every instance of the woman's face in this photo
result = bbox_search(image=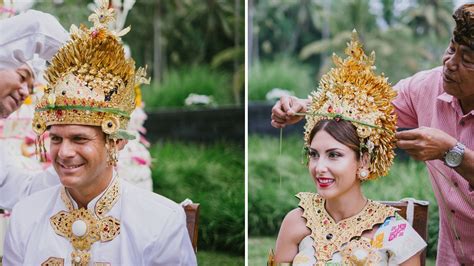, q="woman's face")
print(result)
[307,130,361,200]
